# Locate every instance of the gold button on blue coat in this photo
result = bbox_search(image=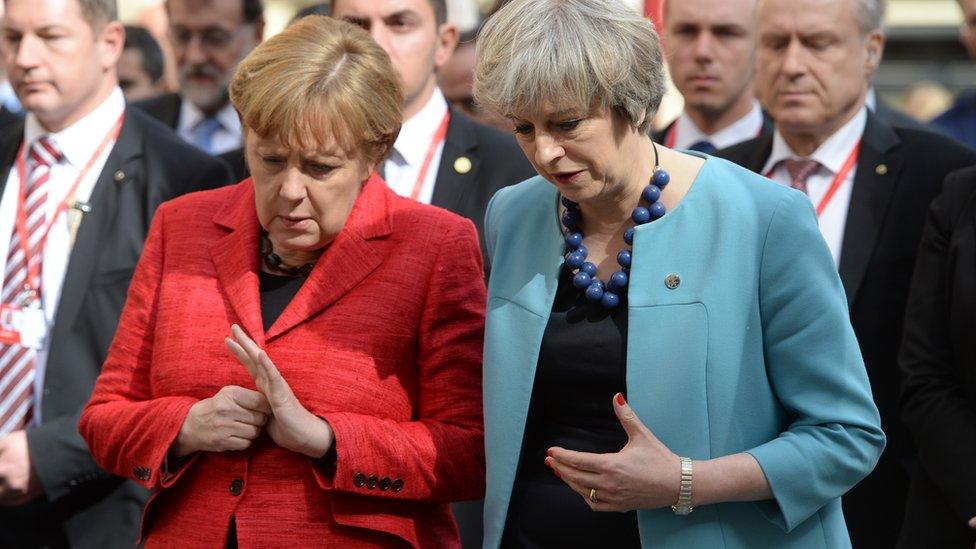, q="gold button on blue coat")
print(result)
[665,273,681,289]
